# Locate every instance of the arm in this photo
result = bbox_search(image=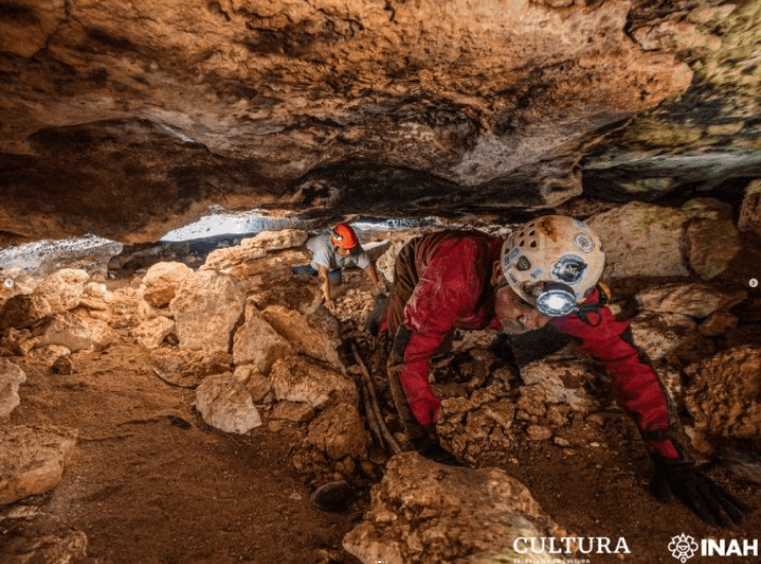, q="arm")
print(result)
[317,265,333,307]
[363,262,381,294]
[551,289,680,459]
[552,288,748,525]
